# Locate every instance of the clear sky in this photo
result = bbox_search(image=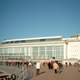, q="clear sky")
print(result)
[0,0,80,41]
